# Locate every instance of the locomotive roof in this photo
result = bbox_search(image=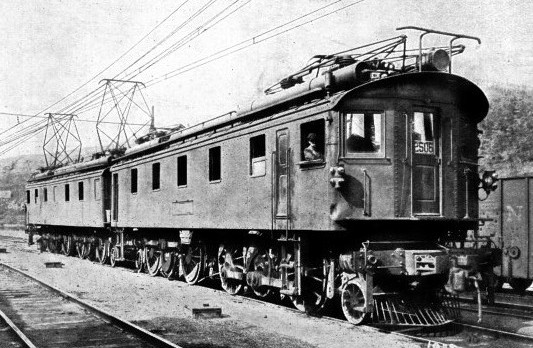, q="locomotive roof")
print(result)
[27,70,488,184]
